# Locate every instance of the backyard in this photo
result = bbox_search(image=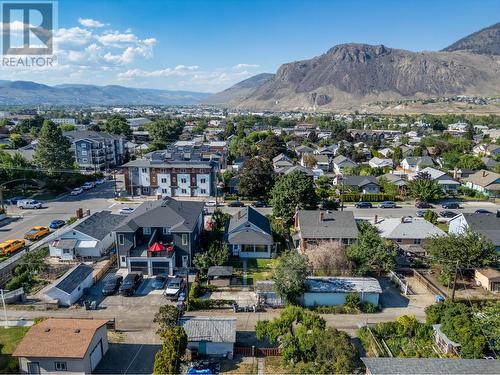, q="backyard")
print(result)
[228,258,277,286]
[0,326,29,373]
